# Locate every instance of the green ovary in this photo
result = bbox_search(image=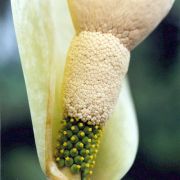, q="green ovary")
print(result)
[55,117,103,179]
